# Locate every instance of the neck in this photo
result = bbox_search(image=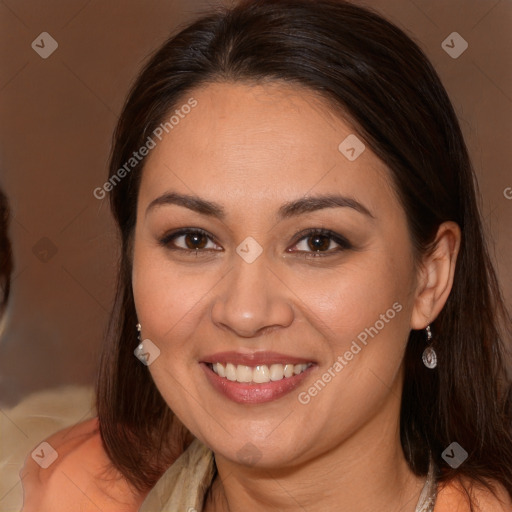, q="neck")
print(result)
[205,382,427,512]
